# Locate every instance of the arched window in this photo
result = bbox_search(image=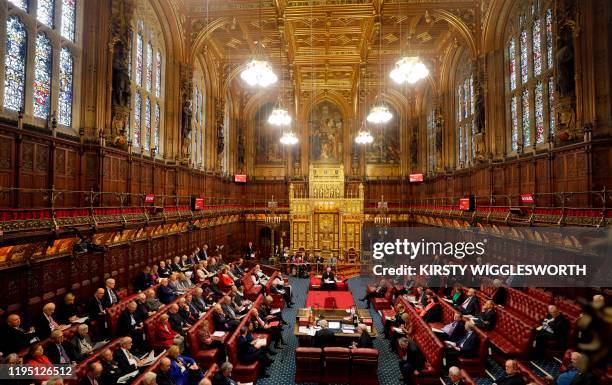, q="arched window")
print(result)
[191,64,206,169]
[129,5,164,157]
[2,0,80,129]
[455,51,474,167]
[506,0,554,152]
